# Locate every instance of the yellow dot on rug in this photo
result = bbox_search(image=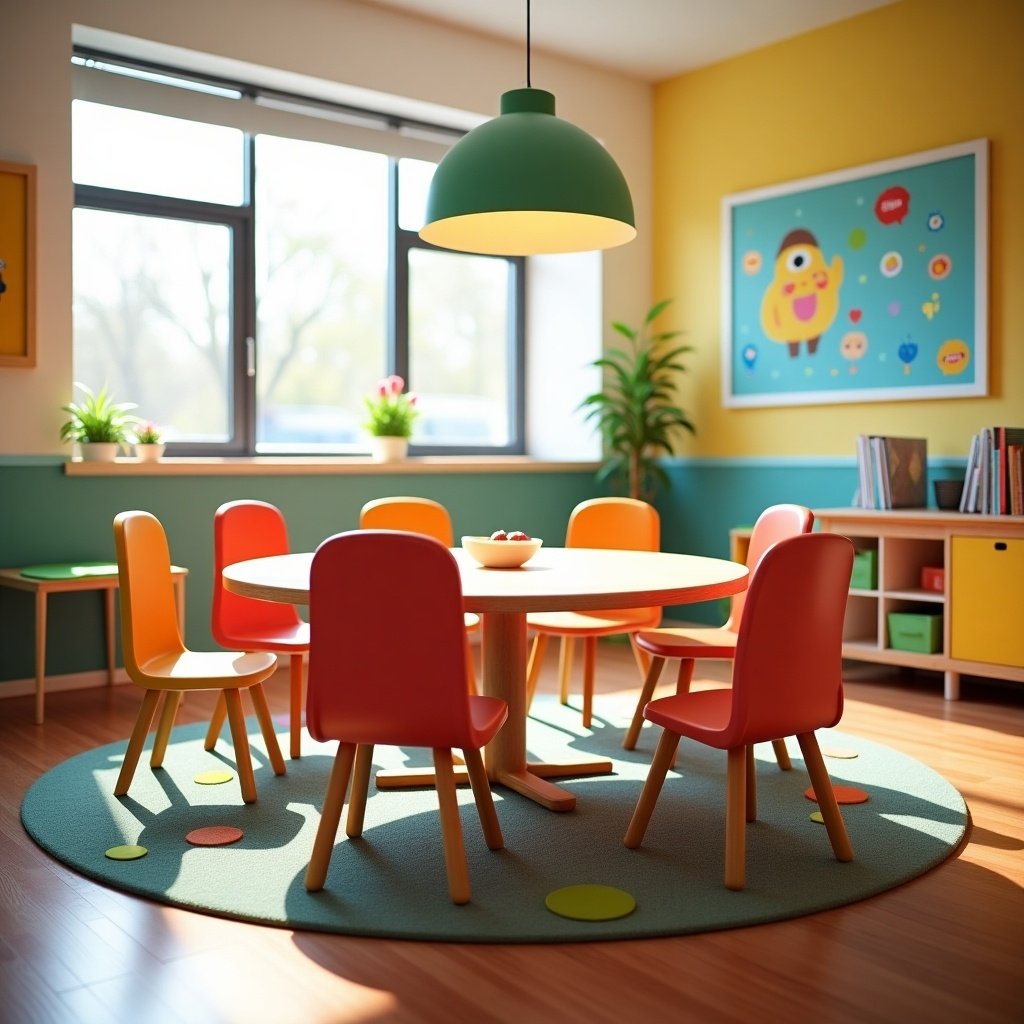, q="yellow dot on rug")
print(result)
[822,746,859,759]
[809,811,824,824]
[194,770,233,785]
[545,884,636,921]
[105,844,147,860]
